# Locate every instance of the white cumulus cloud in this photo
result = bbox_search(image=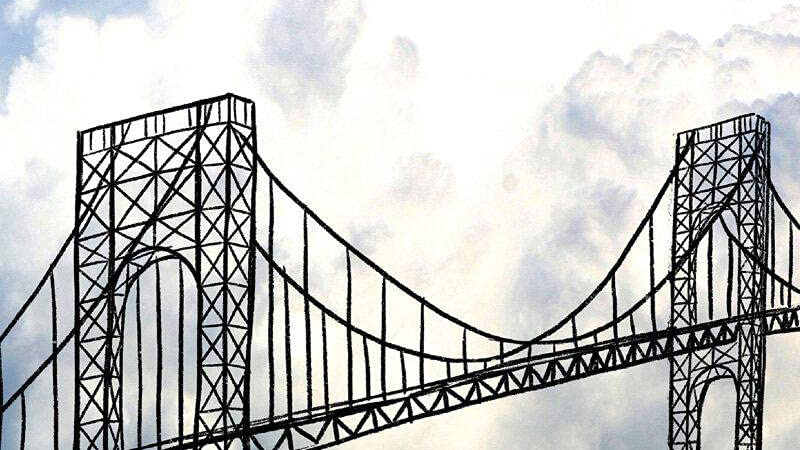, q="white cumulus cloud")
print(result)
[4,0,39,24]
[3,2,800,449]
